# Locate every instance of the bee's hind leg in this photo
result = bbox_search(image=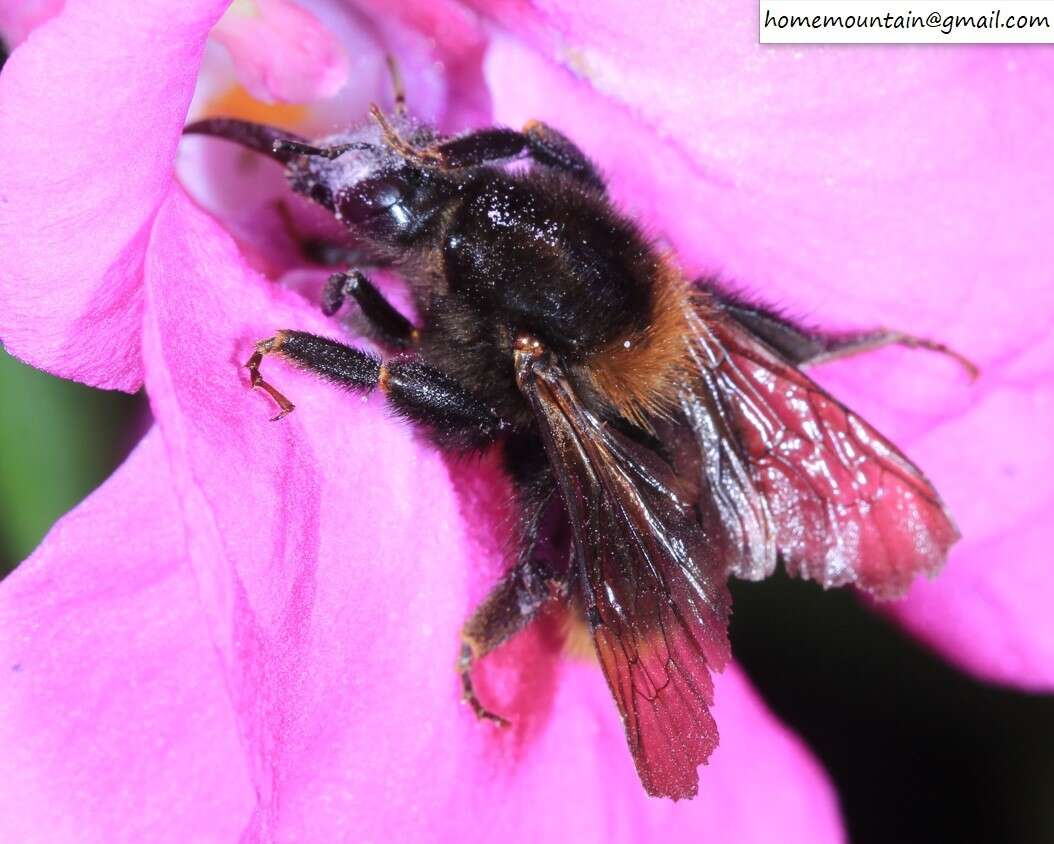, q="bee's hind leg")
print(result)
[801,328,979,379]
[716,292,979,379]
[459,535,568,727]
